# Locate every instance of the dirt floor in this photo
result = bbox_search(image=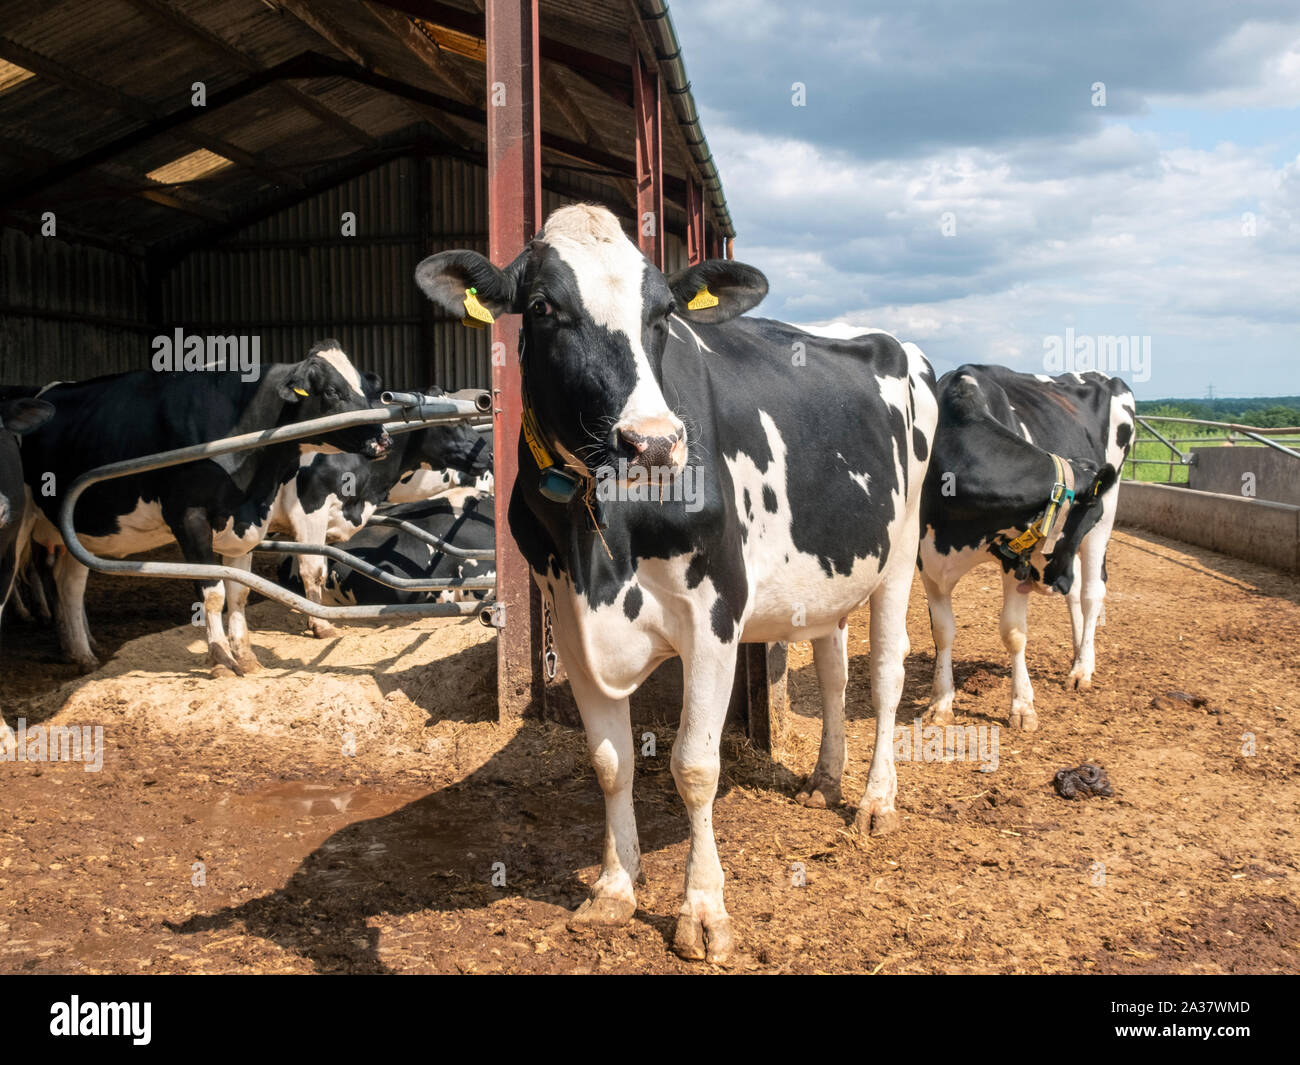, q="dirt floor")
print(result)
[1,527,1297,974]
